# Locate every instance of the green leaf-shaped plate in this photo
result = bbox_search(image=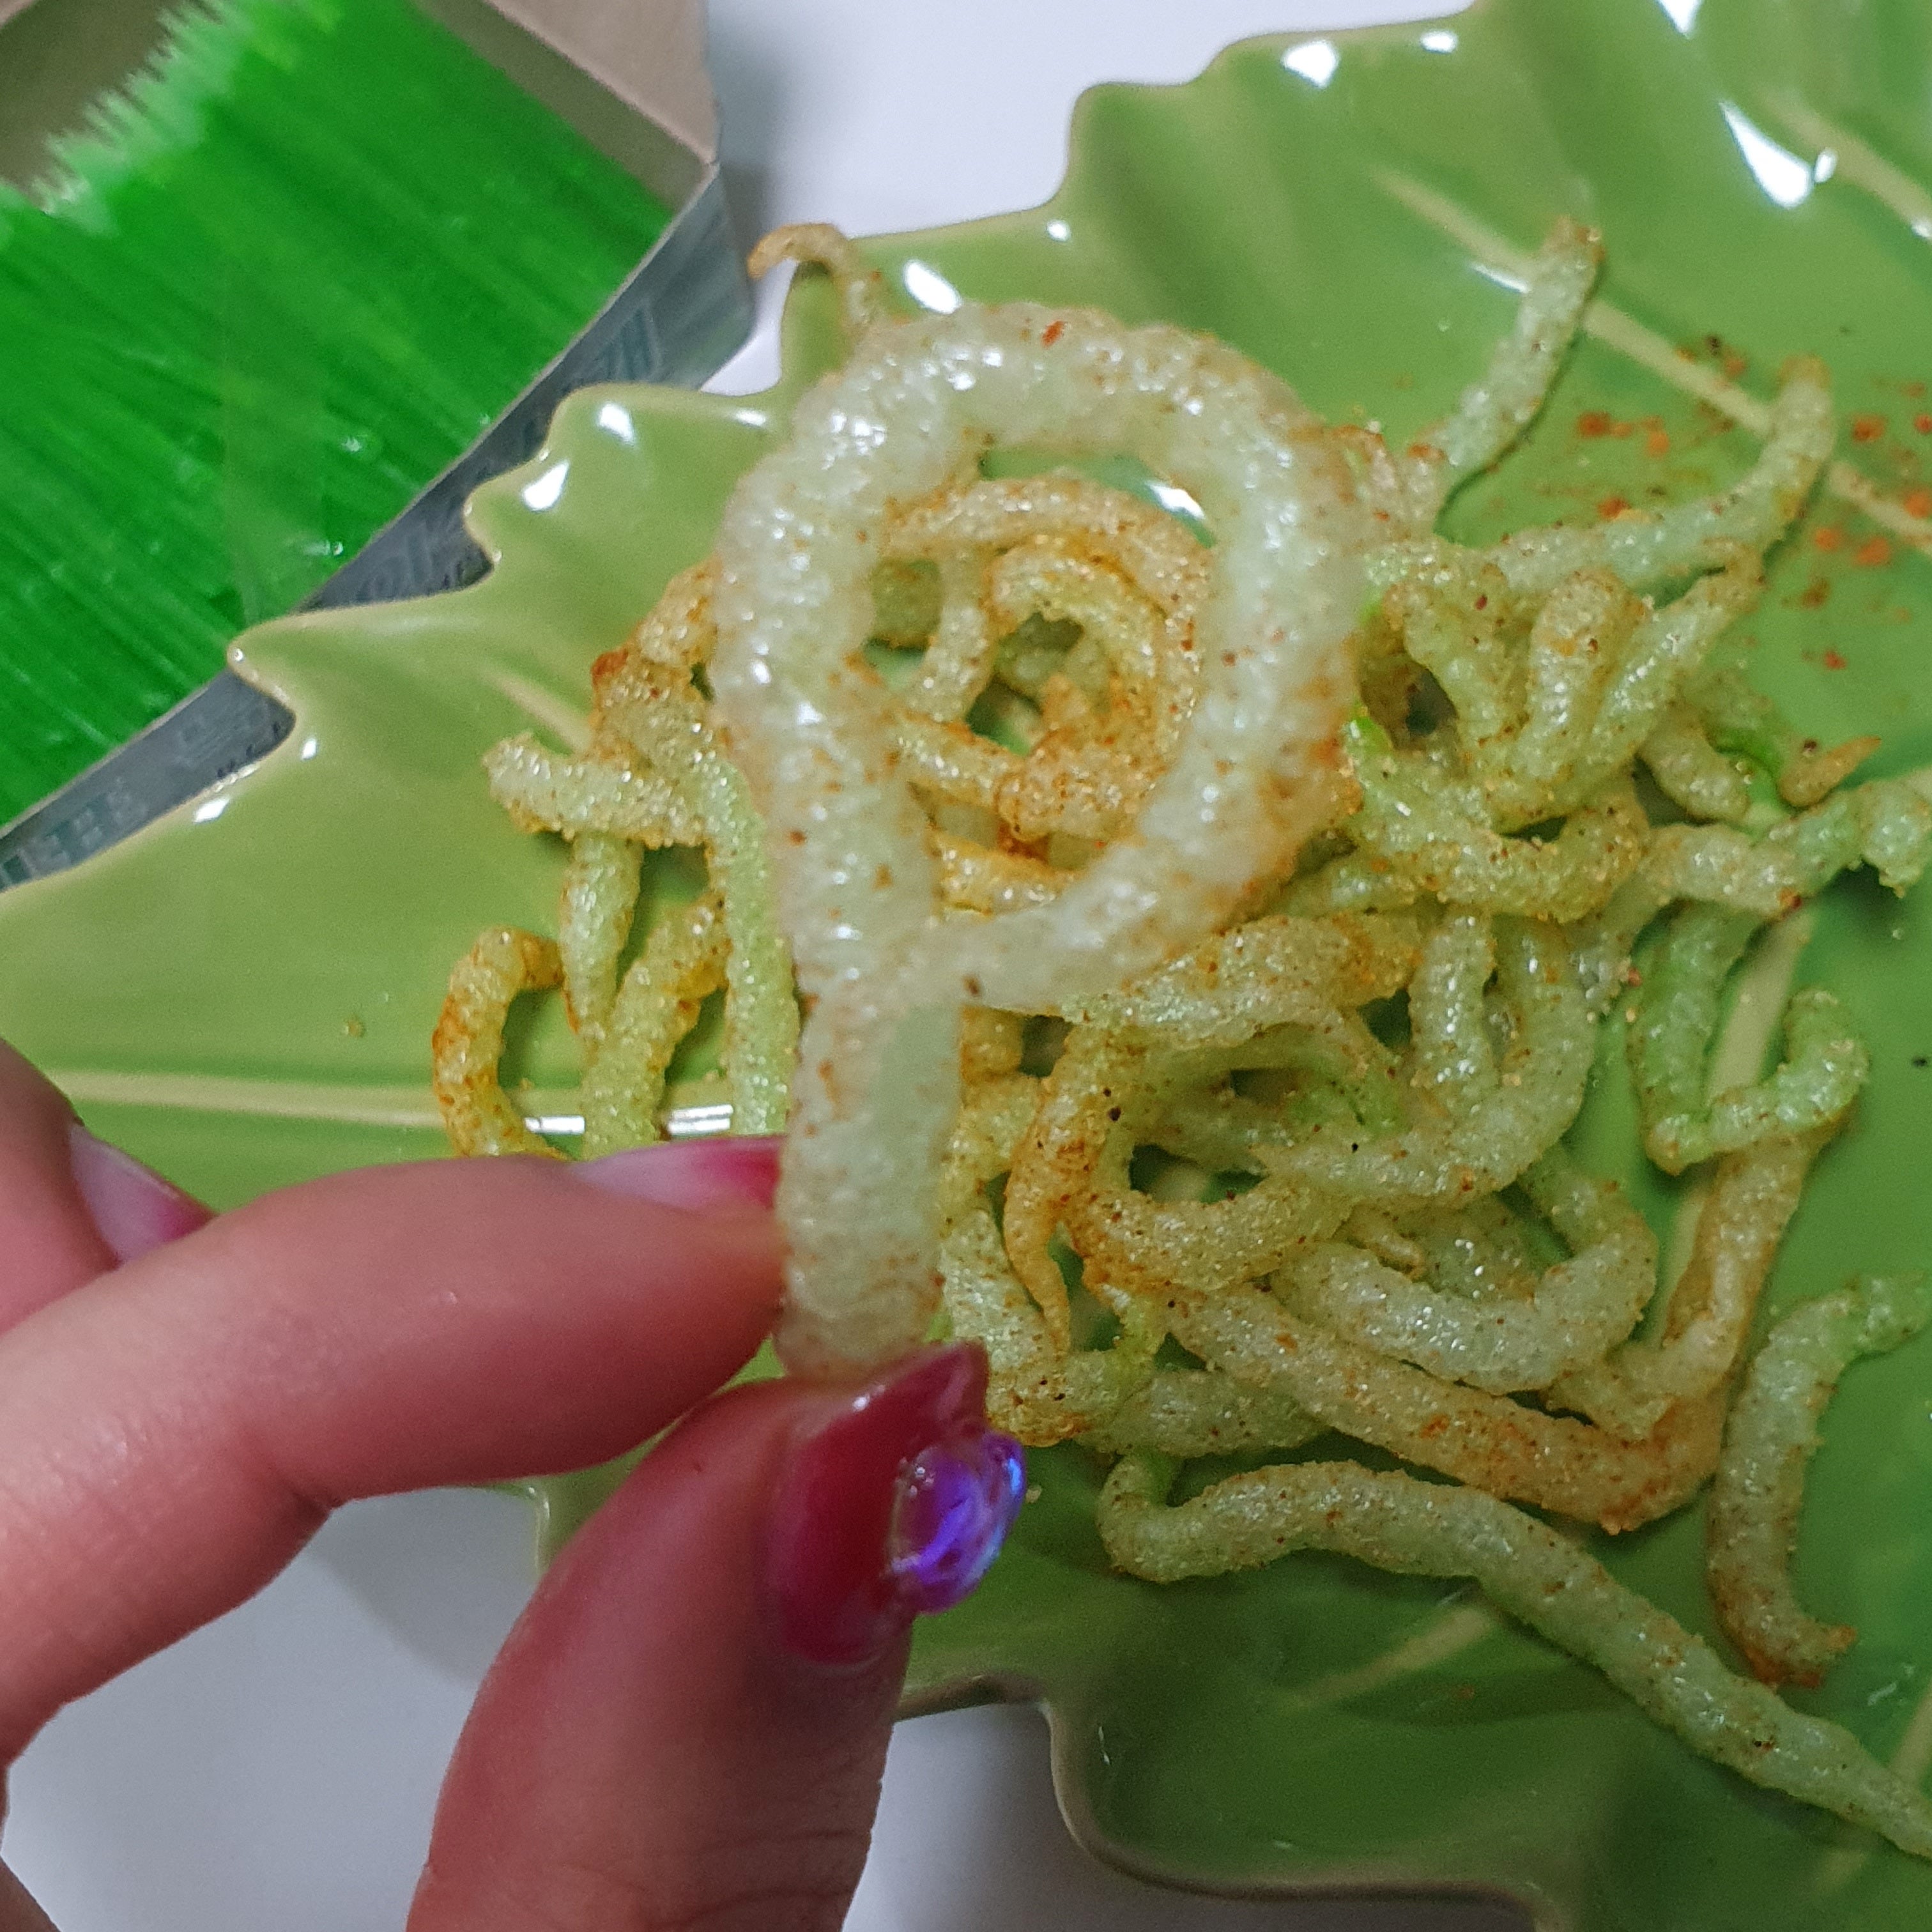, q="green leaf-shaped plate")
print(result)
[6,1,1932,1924]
